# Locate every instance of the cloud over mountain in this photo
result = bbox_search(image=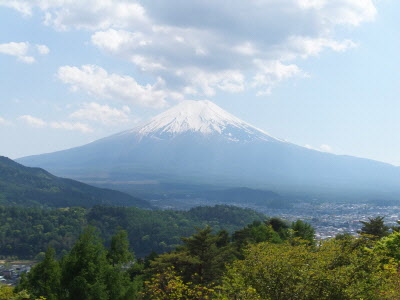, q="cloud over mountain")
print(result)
[0,0,376,103]
[70,102,133,125]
